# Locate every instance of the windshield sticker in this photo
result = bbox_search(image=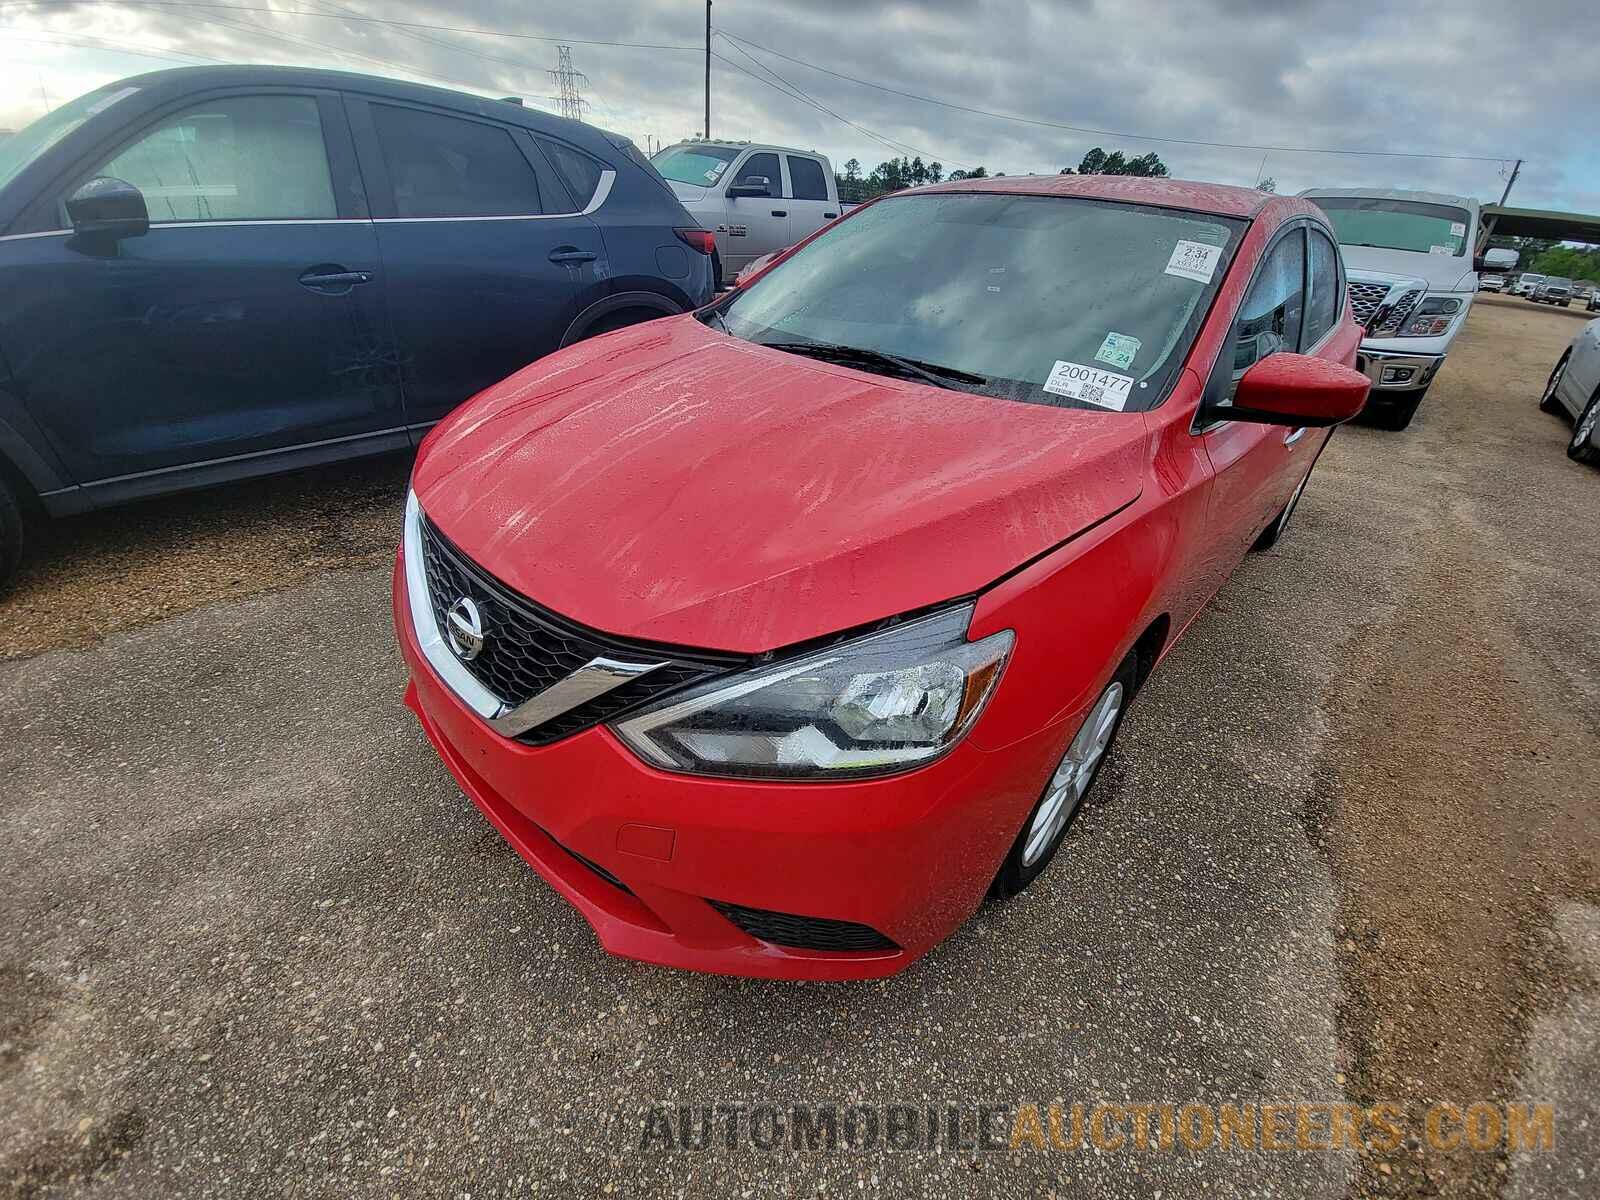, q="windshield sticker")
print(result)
[1429,244,1452,255]
[1094,332,1141,370]
[1043,361,1134,411]
[1165,240,1223,284]
[1449,222,1467,237]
